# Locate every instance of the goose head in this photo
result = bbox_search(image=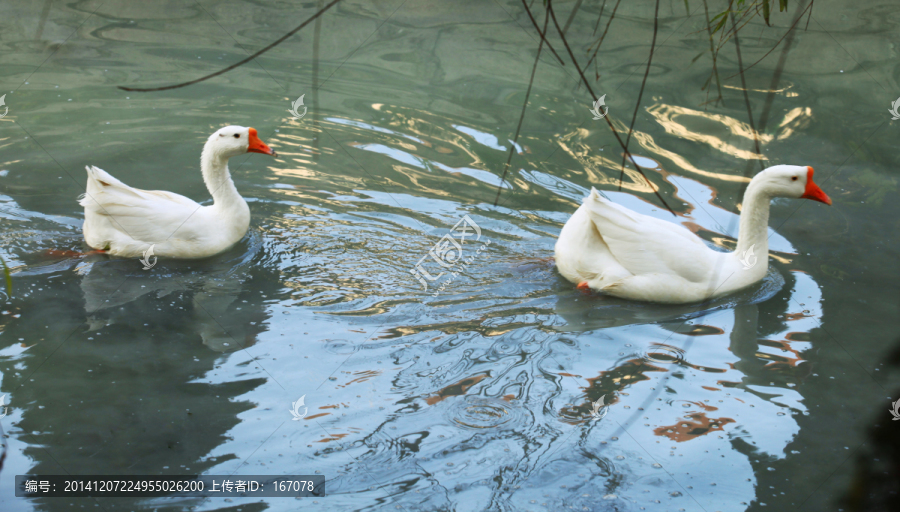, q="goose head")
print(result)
[206,125,278,159]
[756,165,831,205]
